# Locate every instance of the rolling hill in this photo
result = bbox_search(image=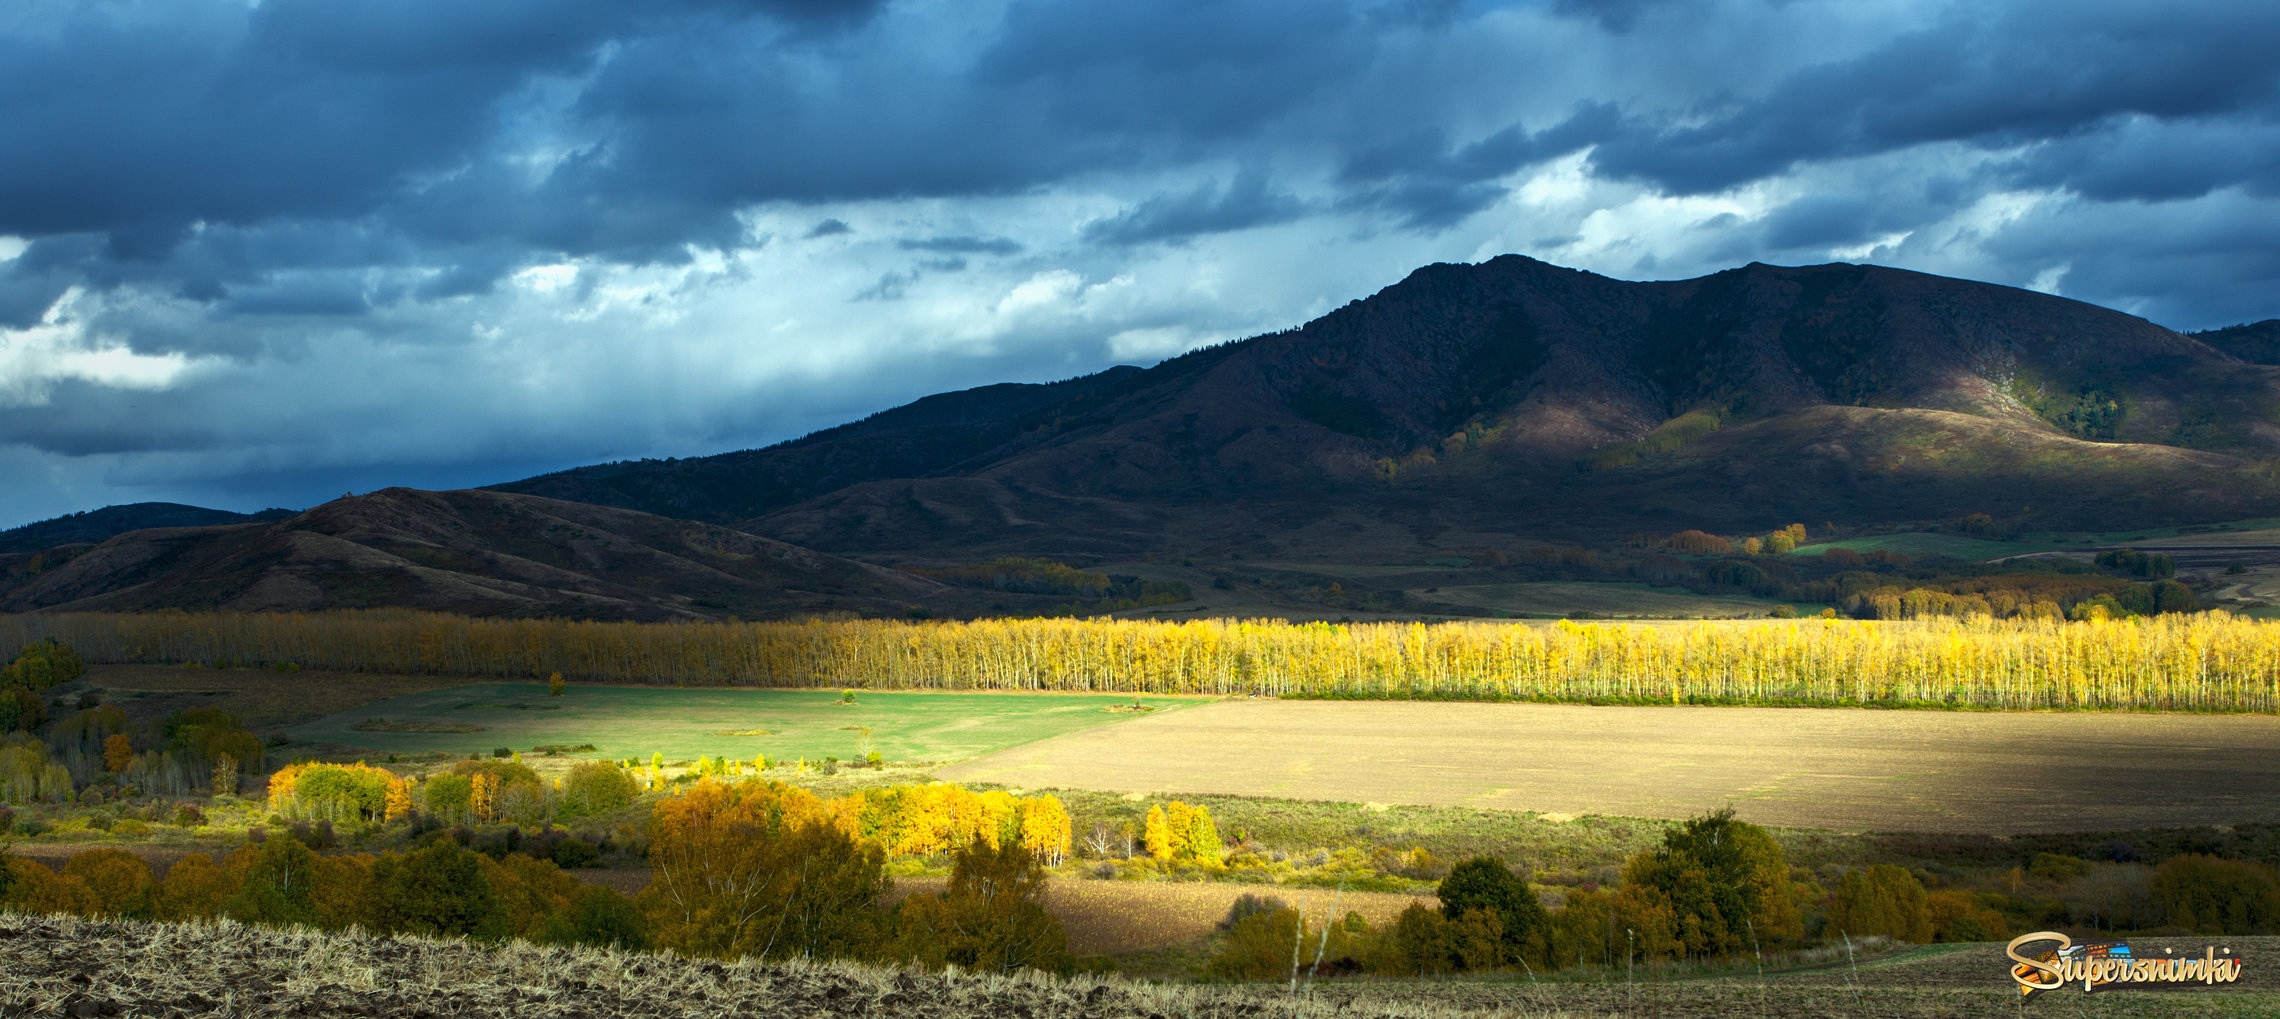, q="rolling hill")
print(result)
[0,488,945,621]
[497,257,2280,559]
